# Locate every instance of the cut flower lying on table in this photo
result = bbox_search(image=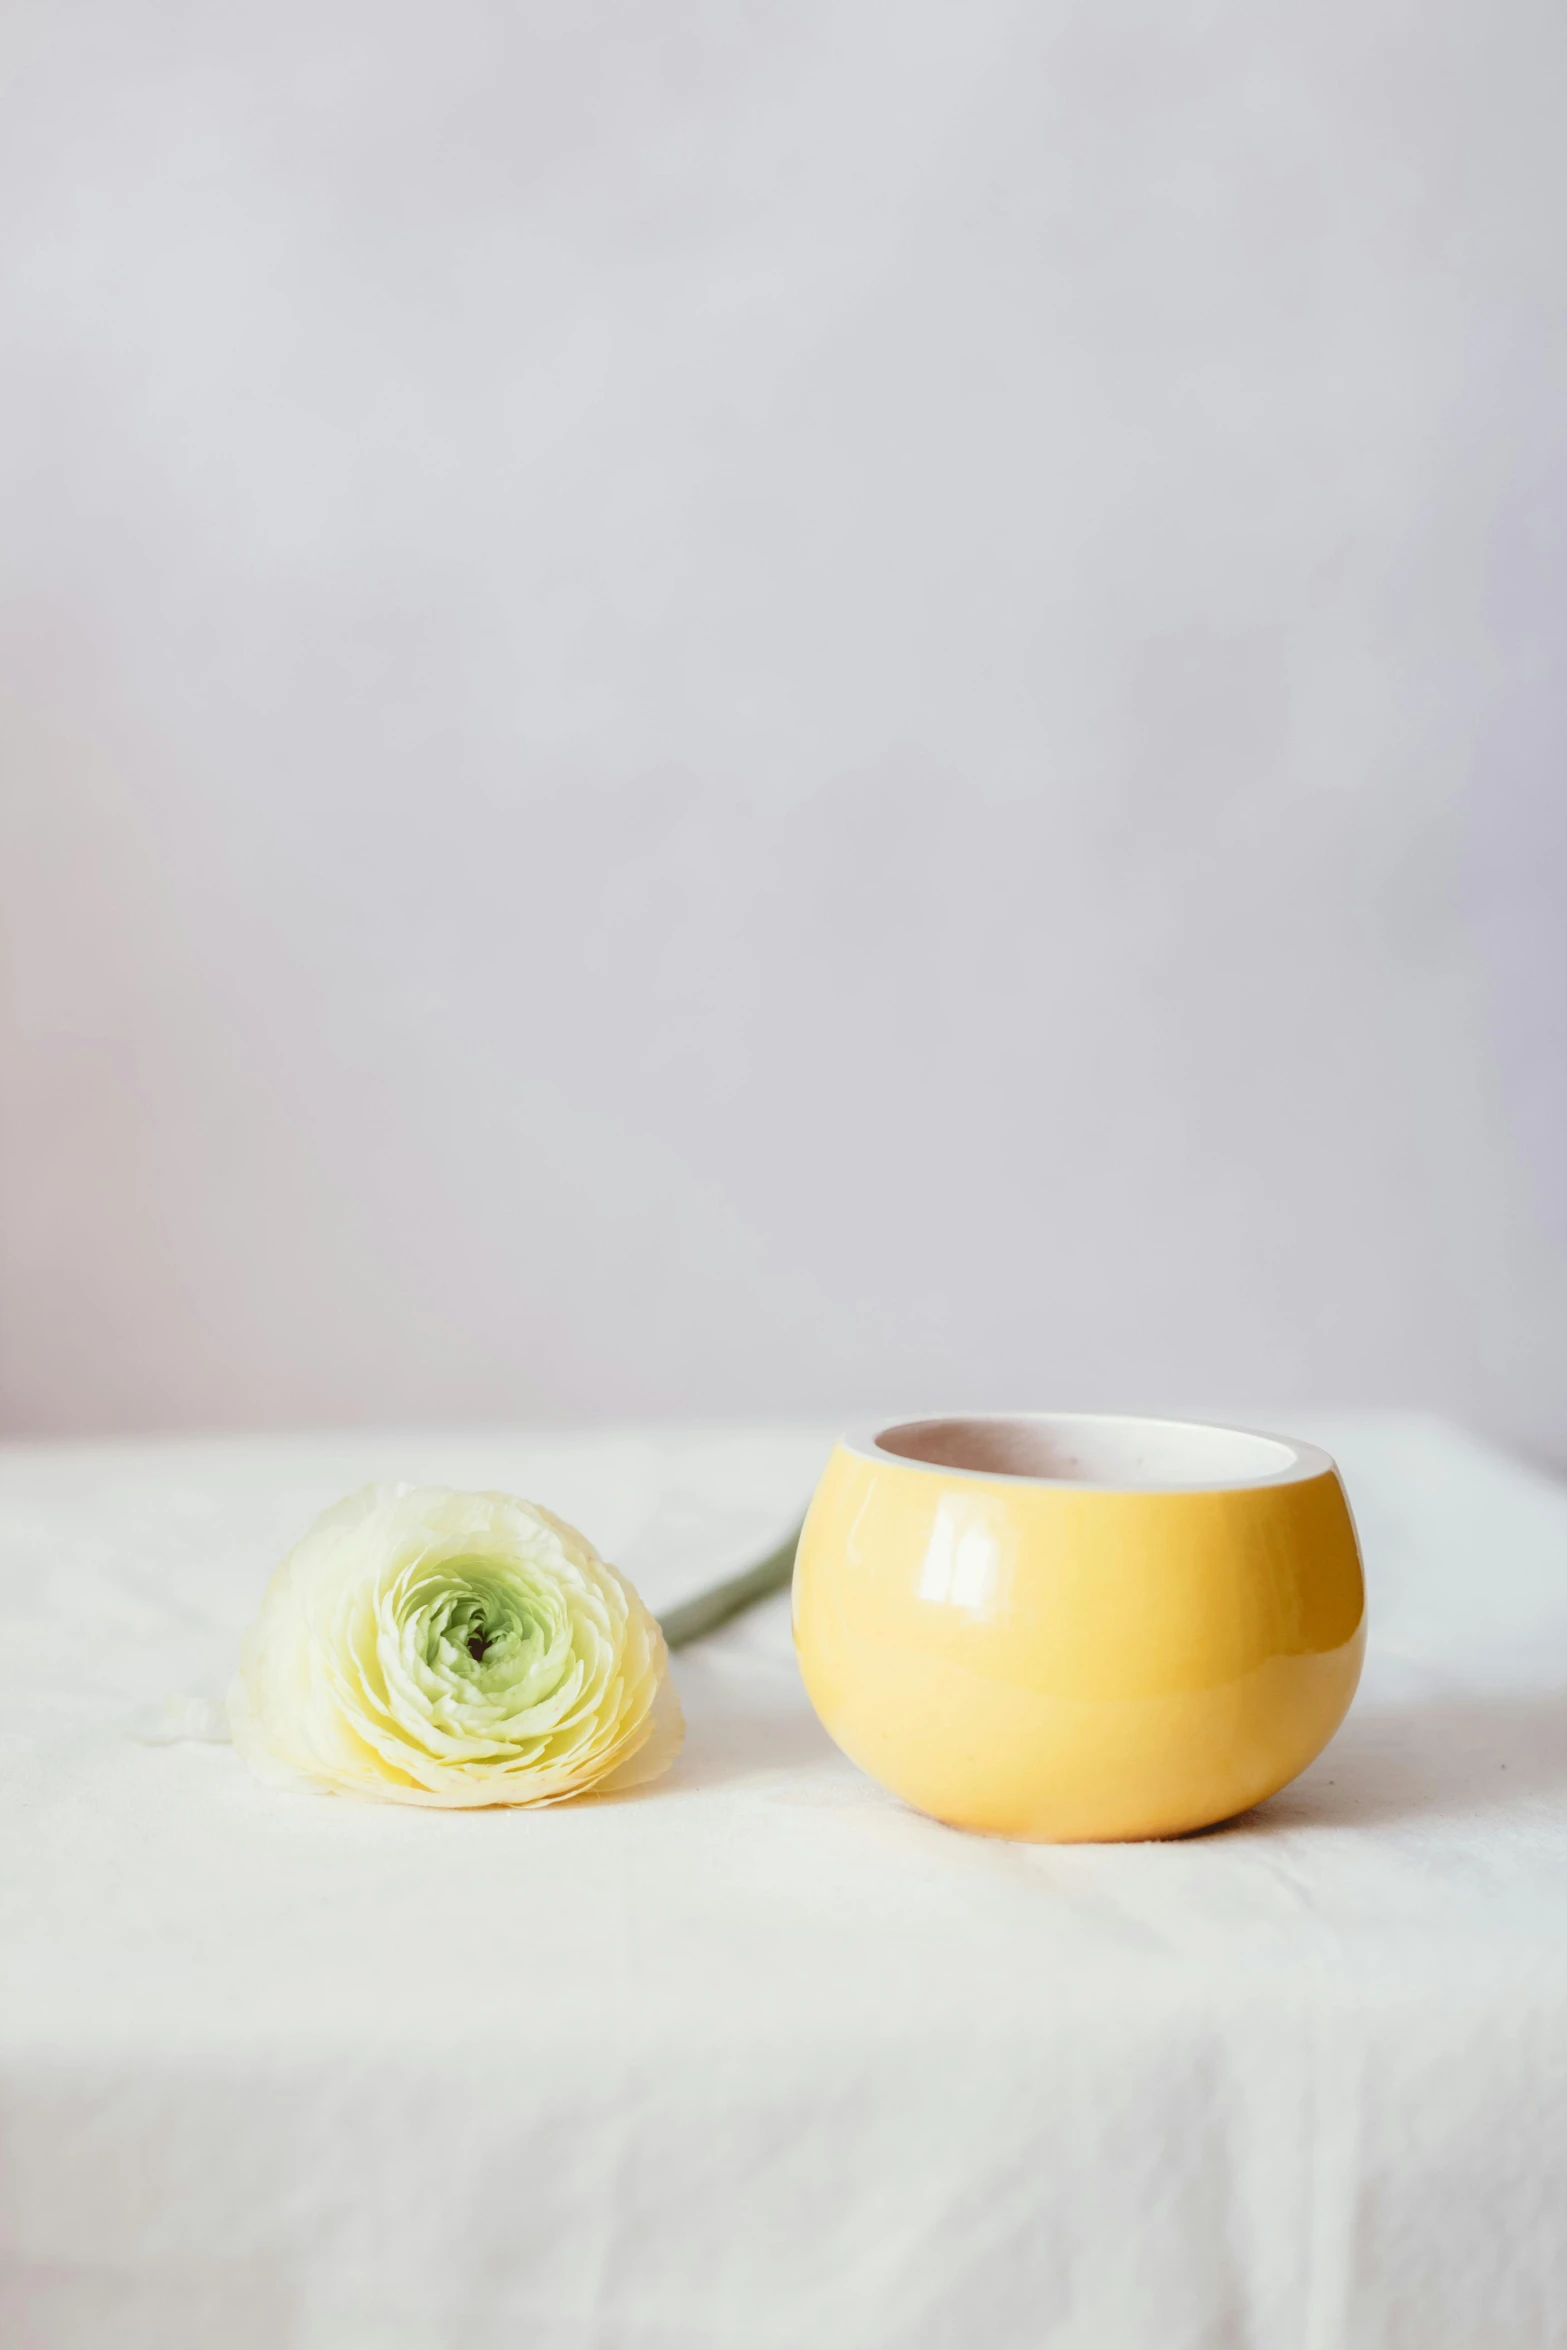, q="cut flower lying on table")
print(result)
[229,1484,681,1807]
